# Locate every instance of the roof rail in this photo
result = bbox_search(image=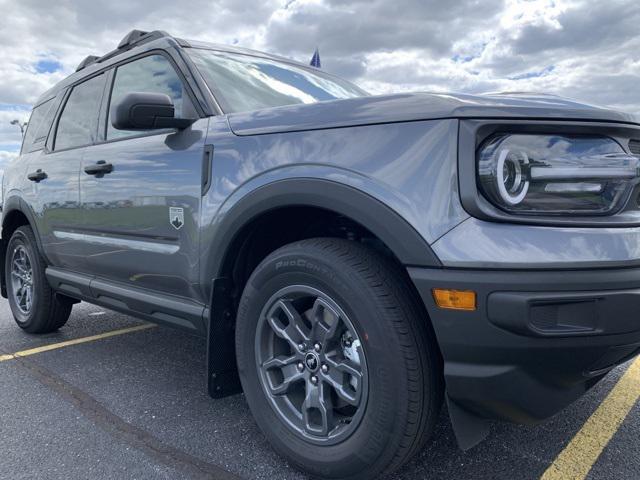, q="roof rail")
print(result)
[75,30,177,73]
[99,30,173,63]
[118,29,156,48]
[76,55,100,72]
